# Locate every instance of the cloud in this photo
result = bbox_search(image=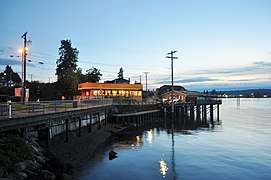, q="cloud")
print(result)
[253,61,271,67]
[193,61,271,76]
[185,82,271,91]
[155,77,218,84]
[0,47,15,54]
[152,61,271,91]
[0,58,21,66]
[175,77,218,83]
